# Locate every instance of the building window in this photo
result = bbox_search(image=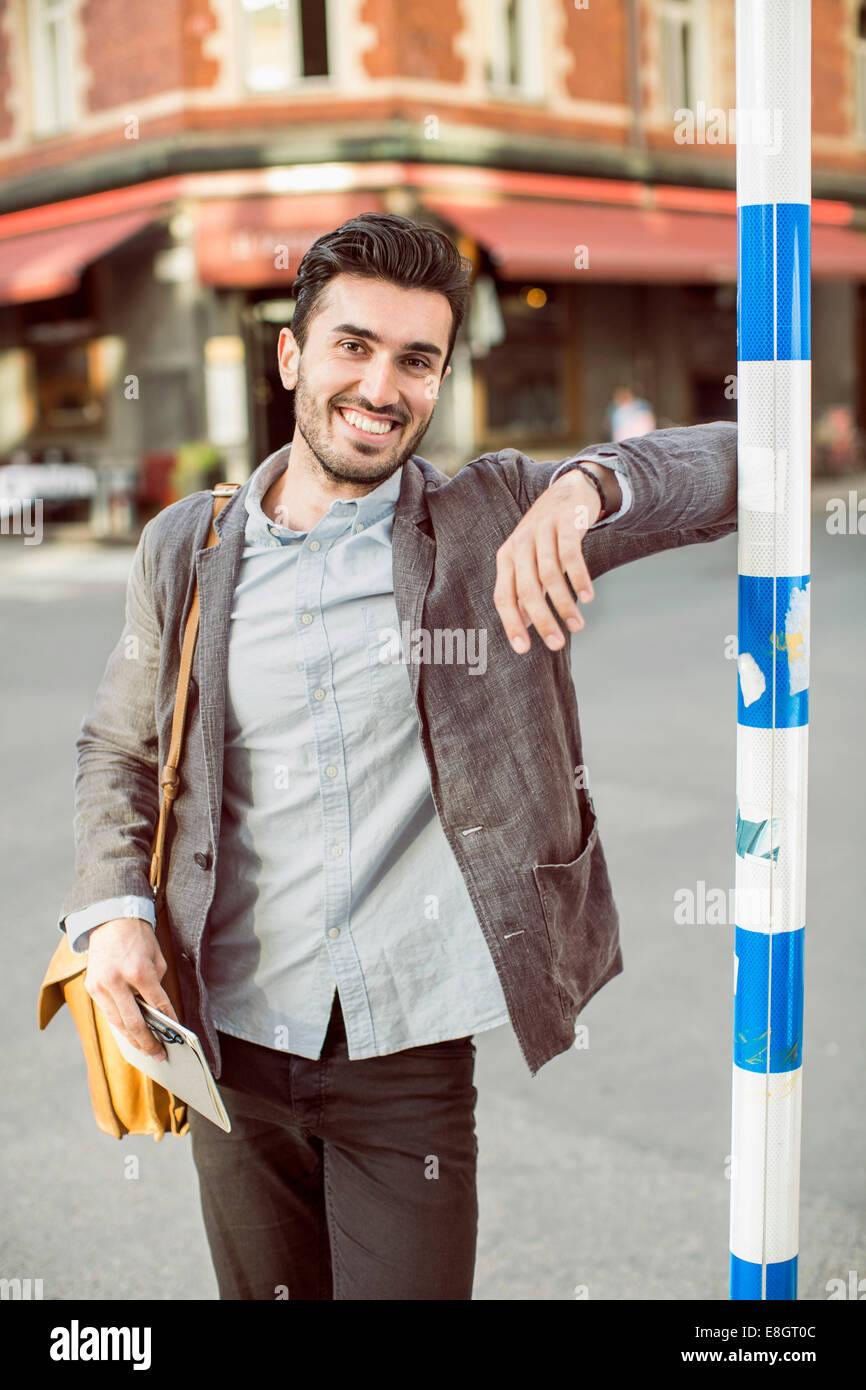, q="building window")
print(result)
[479,283,568,445]
[485,0,545,100]
[660,0,705,114]
[30,338,105,434]
[856,4,866,141]
[240,0,330,93]
[28,0,77,135]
